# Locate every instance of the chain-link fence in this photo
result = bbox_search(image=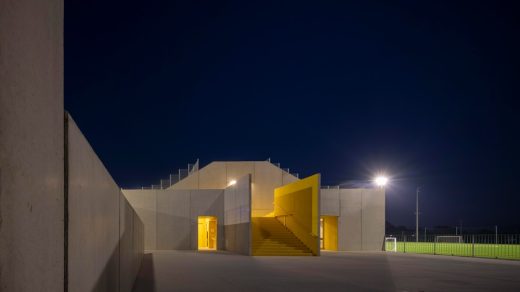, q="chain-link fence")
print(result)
[385,234,520,260]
